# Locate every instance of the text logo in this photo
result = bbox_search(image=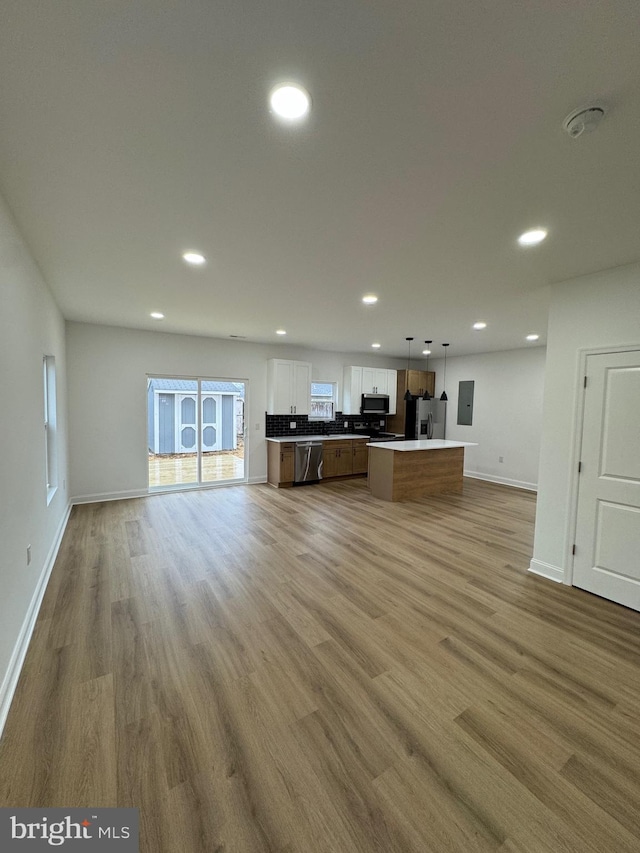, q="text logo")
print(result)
[0,809,139,851]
